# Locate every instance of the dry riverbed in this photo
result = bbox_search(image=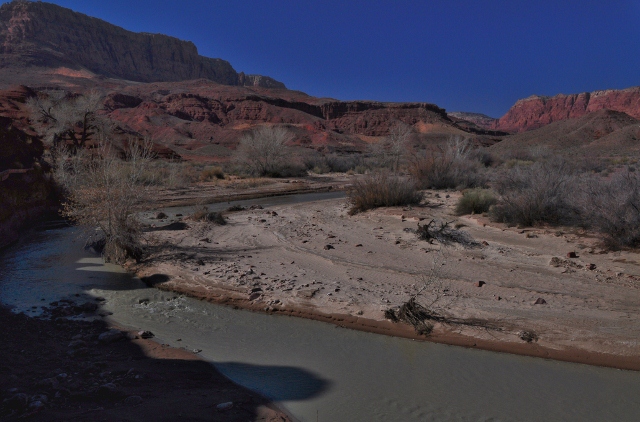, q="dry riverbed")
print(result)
[133,179,640,371]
